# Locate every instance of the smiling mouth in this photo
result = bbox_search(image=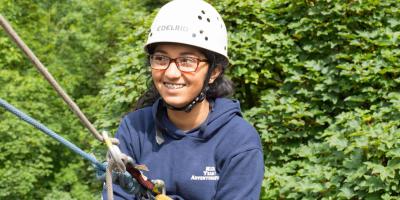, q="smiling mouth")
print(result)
[164,82,186,89]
